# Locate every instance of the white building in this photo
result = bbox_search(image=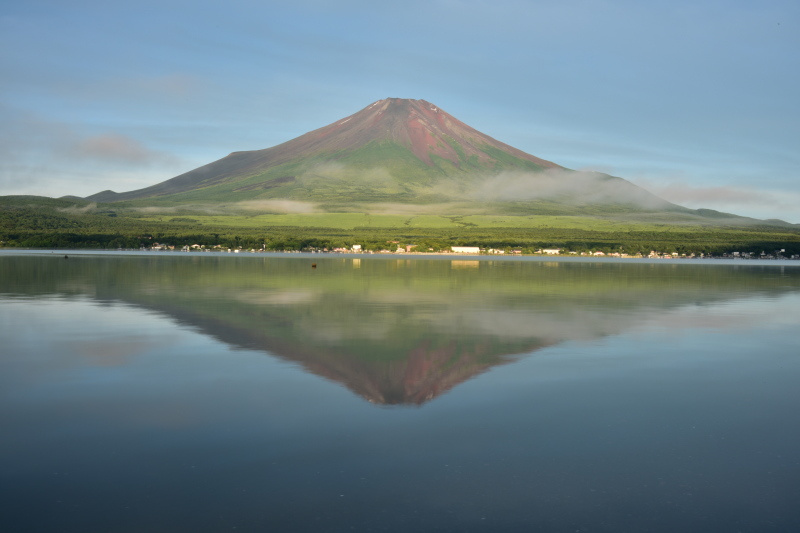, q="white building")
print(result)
[451,246,480,254]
